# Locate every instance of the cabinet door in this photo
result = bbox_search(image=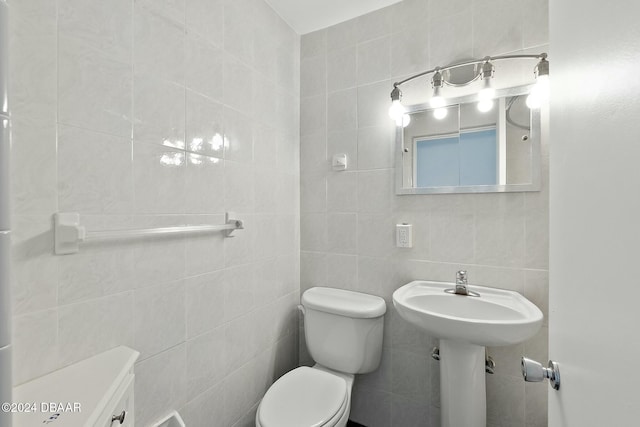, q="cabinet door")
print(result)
[99,374,134,427]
